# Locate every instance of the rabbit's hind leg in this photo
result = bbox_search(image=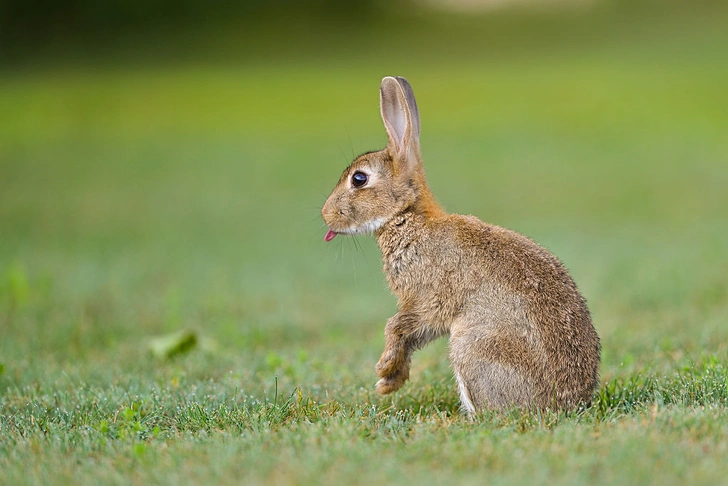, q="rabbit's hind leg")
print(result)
[450,329,536,413]
[454,370,477,416]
